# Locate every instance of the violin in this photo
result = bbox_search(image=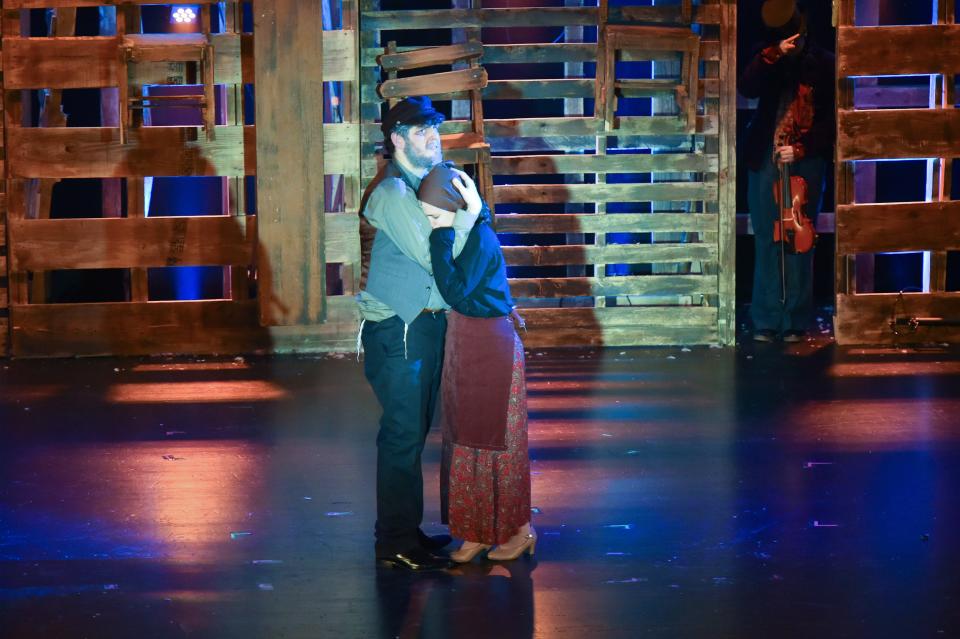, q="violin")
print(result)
[772,159,816,254]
